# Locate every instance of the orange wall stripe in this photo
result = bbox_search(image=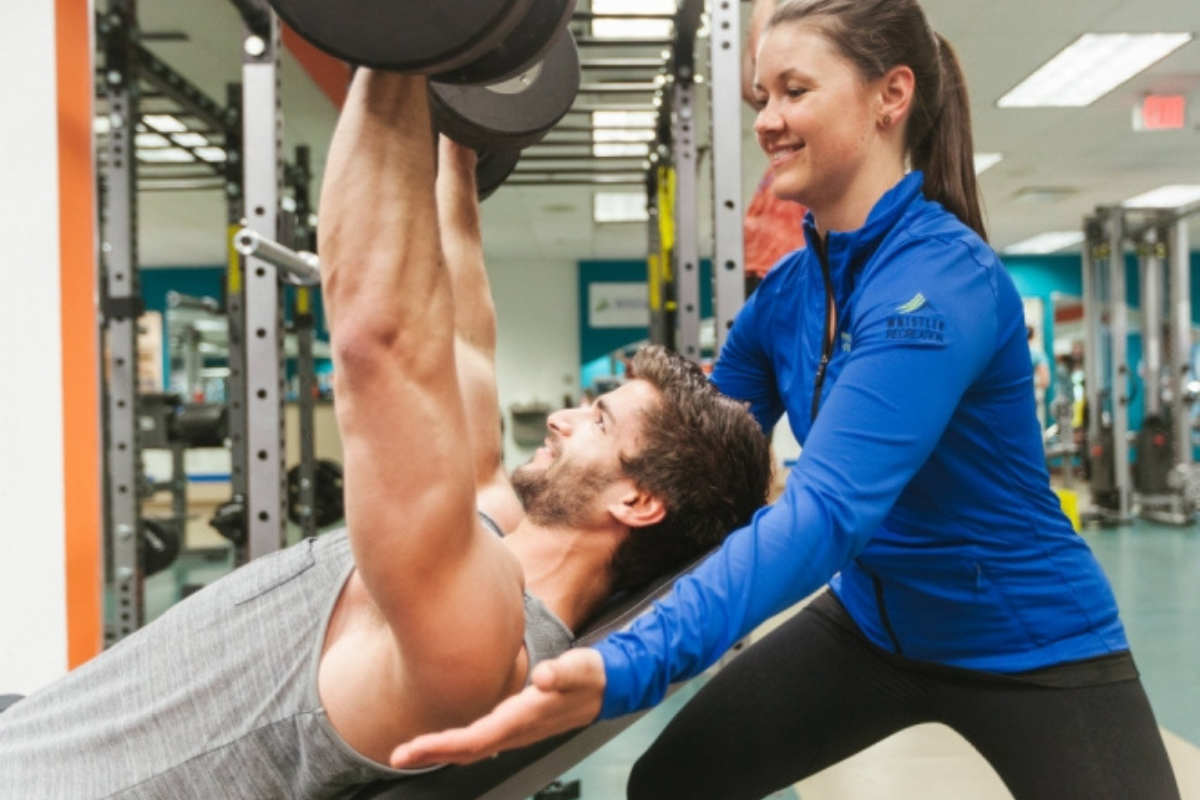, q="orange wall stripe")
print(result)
[57,0,103,668]
[281,23,350,109]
